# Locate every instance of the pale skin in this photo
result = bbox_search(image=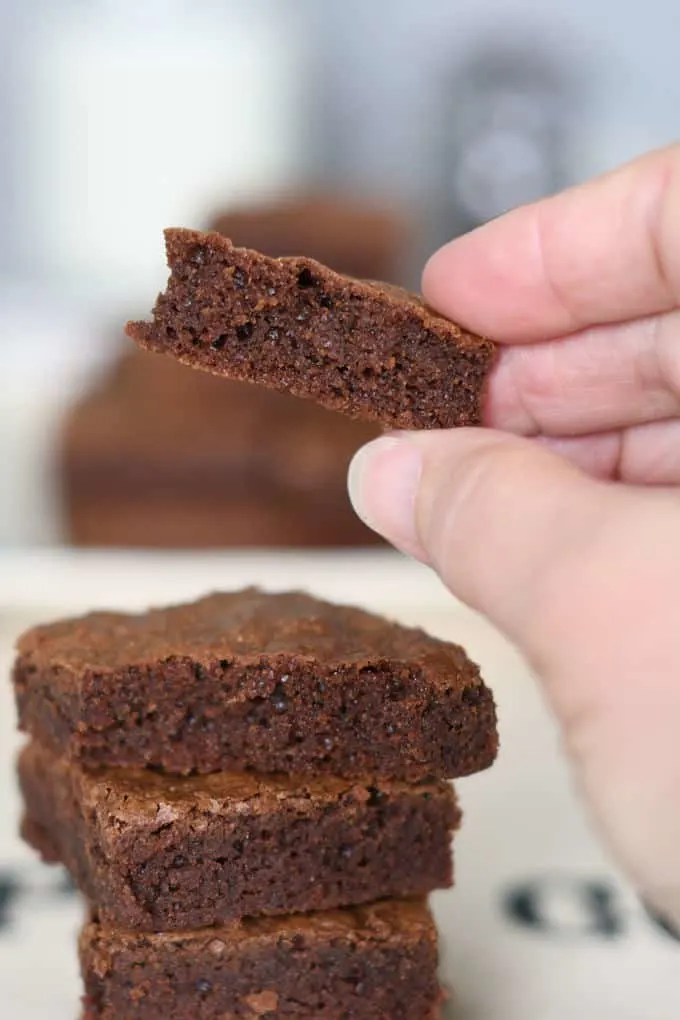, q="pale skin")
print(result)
[348,144,680,927]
